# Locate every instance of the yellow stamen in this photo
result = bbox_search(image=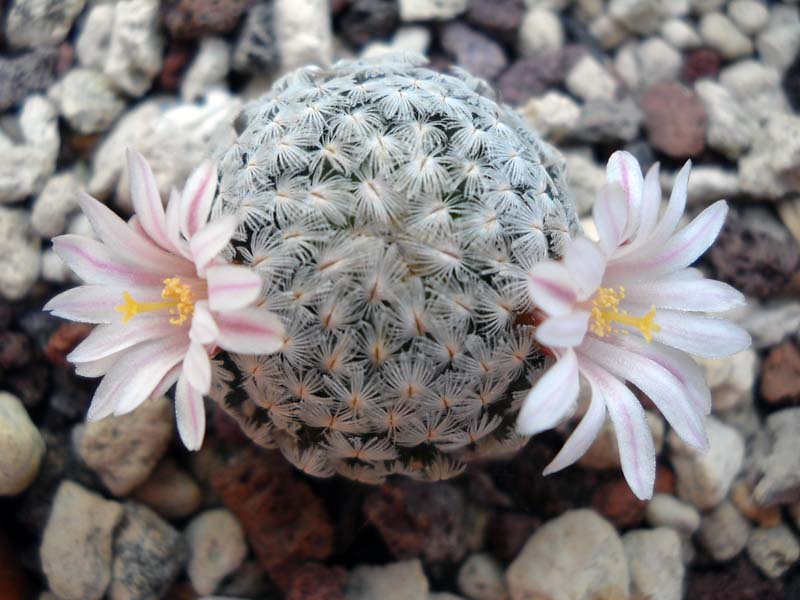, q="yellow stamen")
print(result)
[115,277,195,325]
[589,286,661,342]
